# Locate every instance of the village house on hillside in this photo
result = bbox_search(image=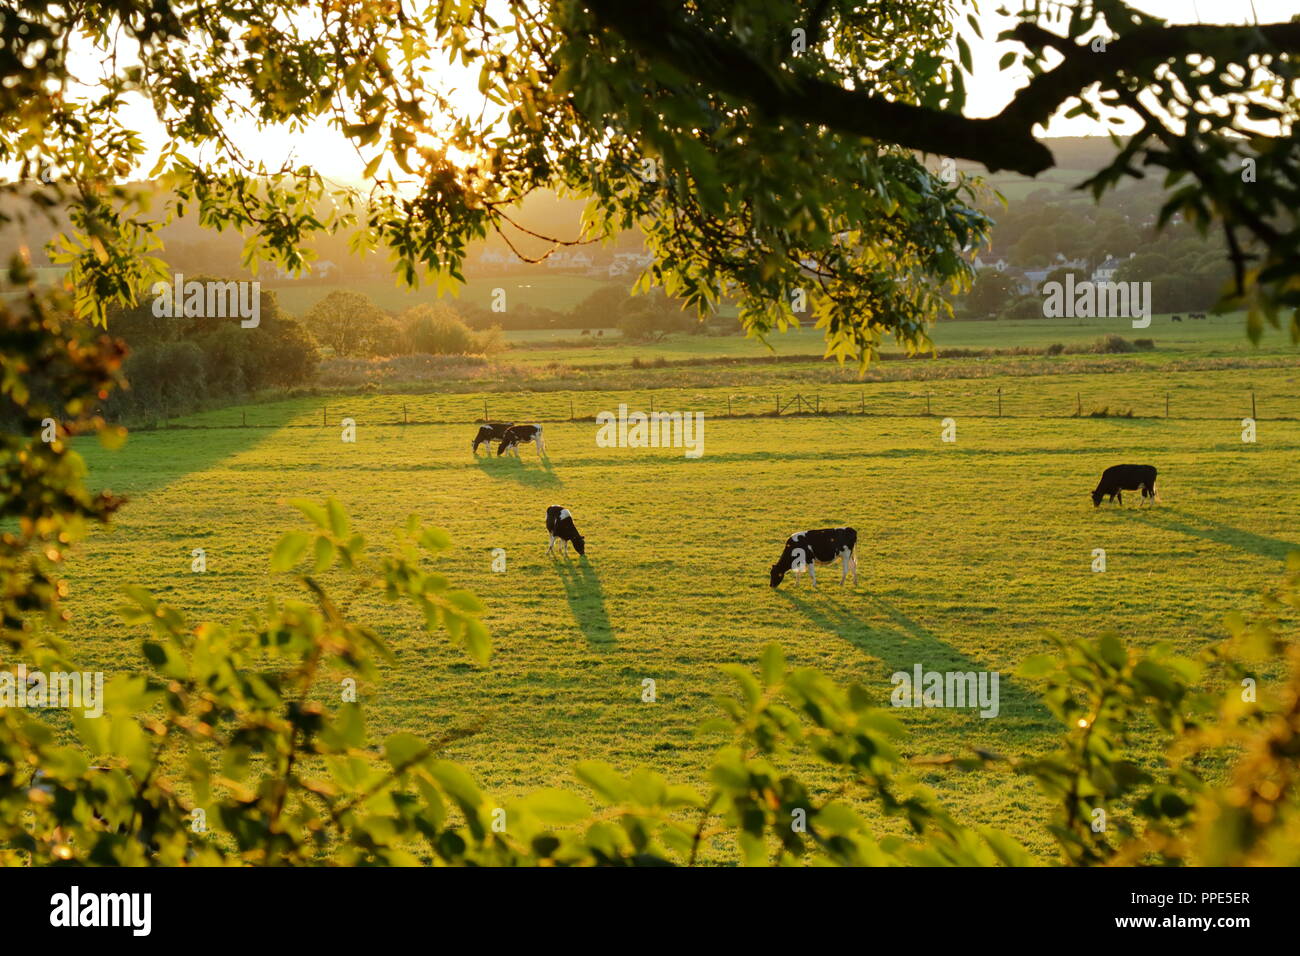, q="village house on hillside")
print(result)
[1091,253,1135,283]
